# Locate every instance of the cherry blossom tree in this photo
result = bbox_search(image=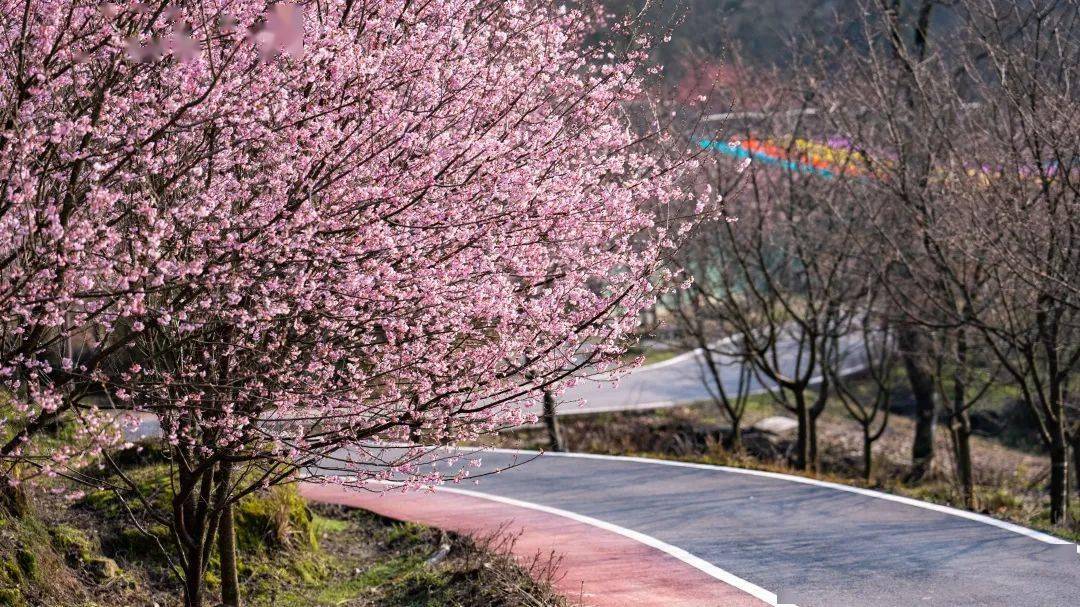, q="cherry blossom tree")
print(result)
[2,1,699,604]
